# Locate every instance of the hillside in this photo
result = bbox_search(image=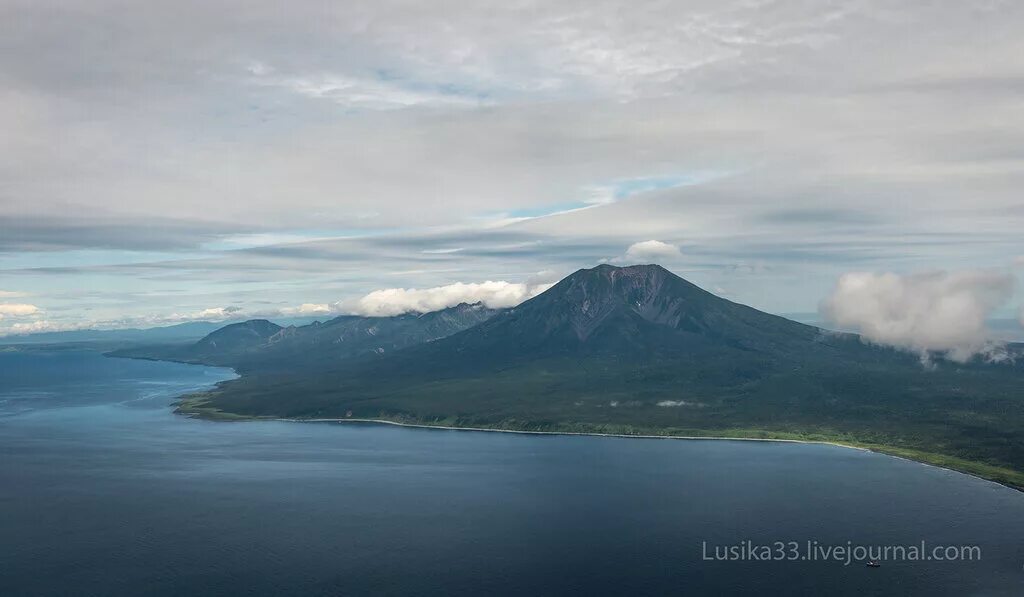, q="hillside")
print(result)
[114,302,502,371]
[125,265,1024,488]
